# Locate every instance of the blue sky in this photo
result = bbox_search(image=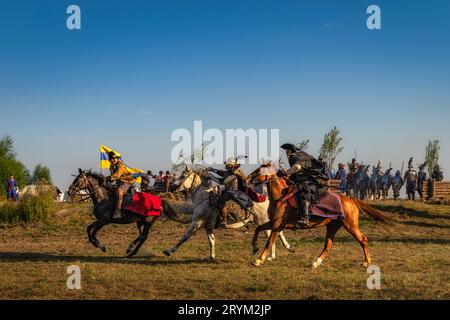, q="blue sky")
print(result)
[1,0,449,189]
